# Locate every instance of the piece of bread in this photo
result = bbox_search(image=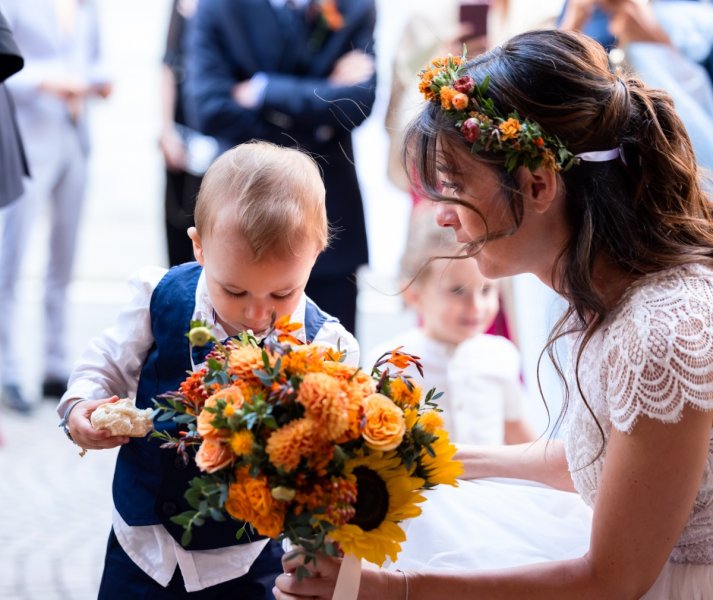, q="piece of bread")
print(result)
[90,399,153,437]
